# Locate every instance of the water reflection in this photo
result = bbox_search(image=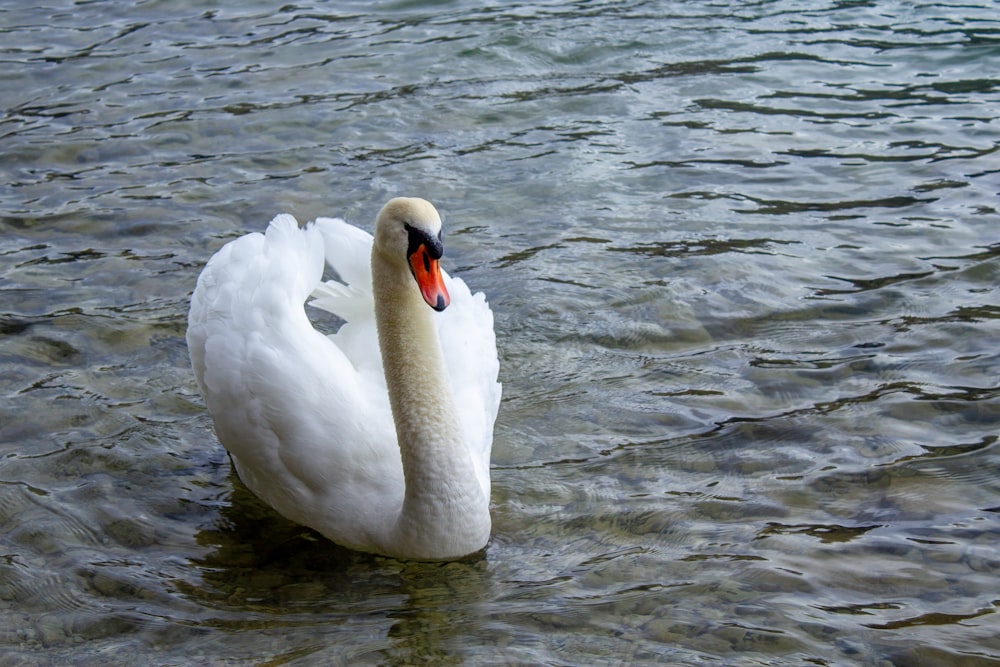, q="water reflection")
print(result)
[184,473,503,664]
